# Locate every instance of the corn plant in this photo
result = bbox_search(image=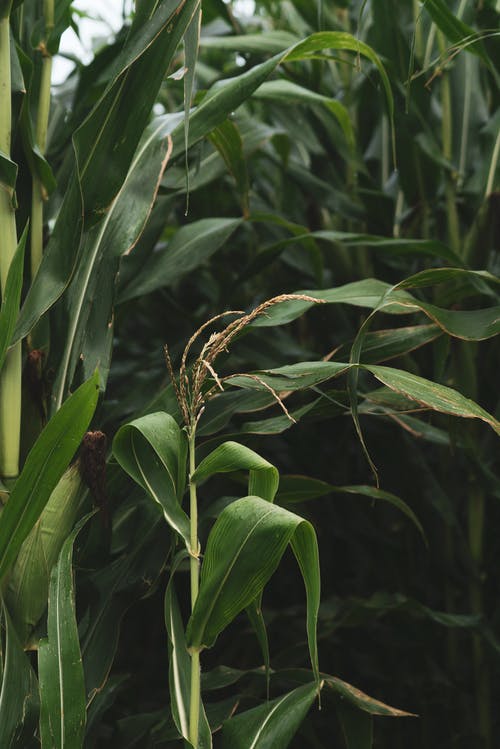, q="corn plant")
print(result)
[0,0,499,747]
